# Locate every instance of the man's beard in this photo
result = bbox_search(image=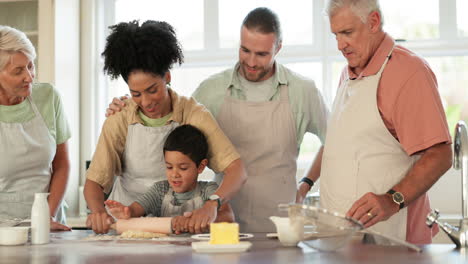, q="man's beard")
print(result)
[241,64,270,82]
